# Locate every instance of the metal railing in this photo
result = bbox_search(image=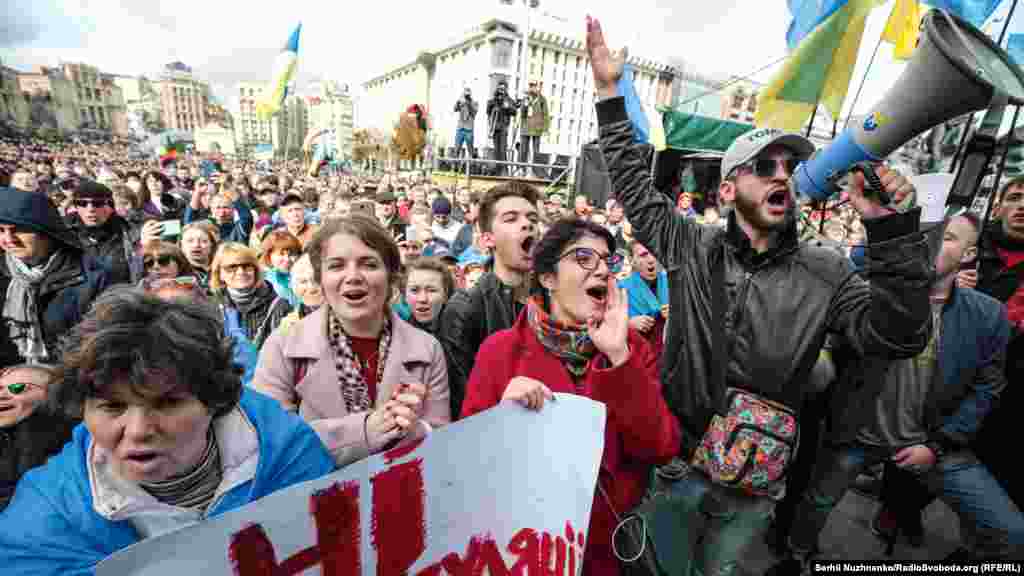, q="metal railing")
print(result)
[434,155,574,195]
